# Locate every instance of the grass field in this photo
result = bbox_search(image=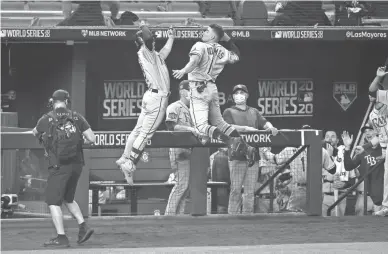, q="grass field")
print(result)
[2,215,388,253]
